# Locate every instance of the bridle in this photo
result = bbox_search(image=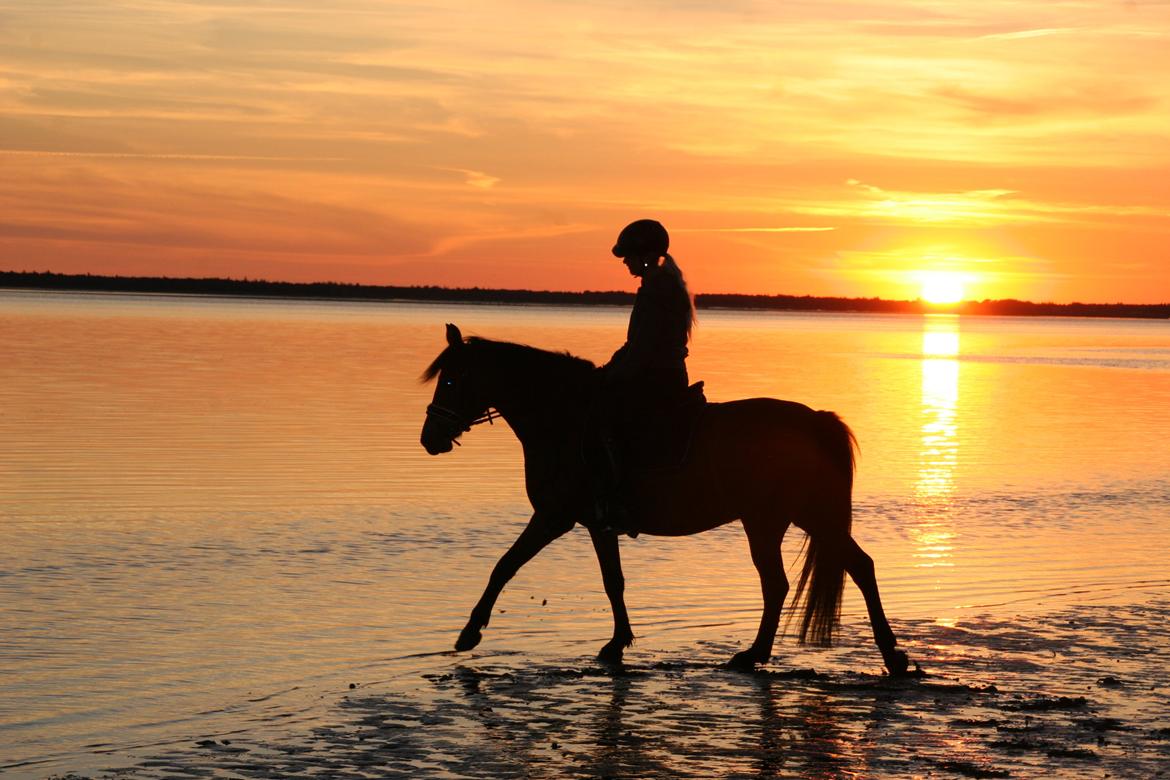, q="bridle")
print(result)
[424,368,501,446]
[424,403,501,442]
